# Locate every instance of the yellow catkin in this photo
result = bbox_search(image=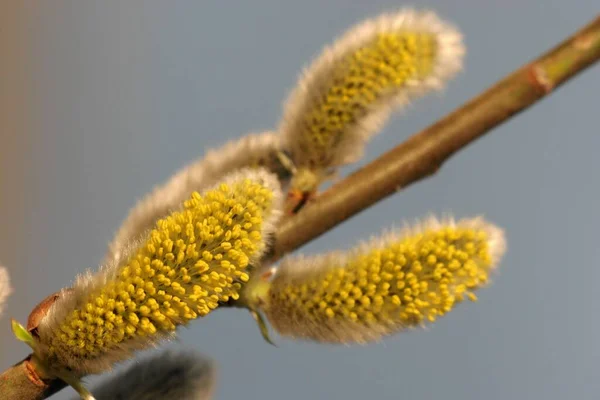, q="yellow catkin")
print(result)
[41,170,280,370]
[251,217,504,343]
[279,10,464,198]
[298,32,436,169]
